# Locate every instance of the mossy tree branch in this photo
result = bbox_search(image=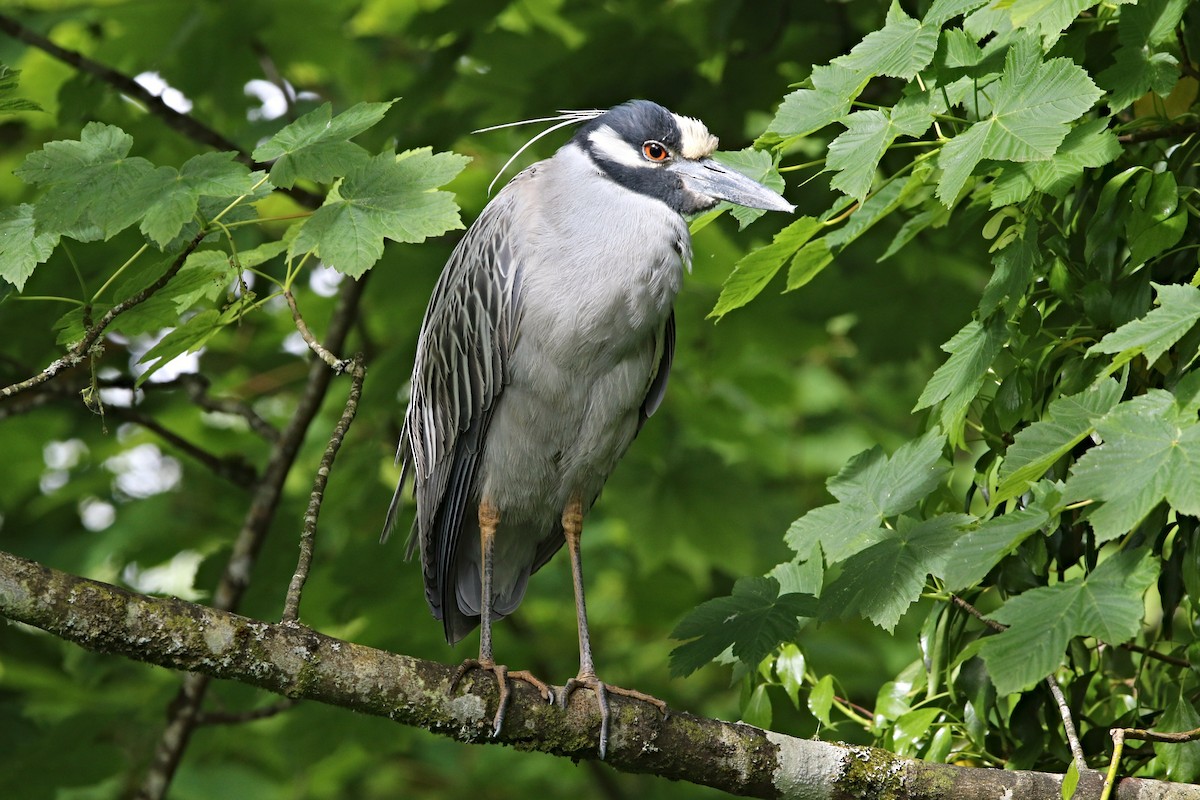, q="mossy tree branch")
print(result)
[1,549,1195,800]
